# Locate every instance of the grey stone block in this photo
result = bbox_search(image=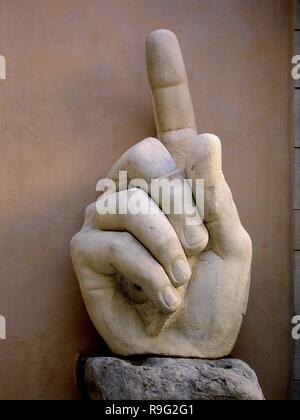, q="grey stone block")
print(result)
[295,253,300,314]
[84,357,265,400]
[294,149,300,209]
[293,381,300,400]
